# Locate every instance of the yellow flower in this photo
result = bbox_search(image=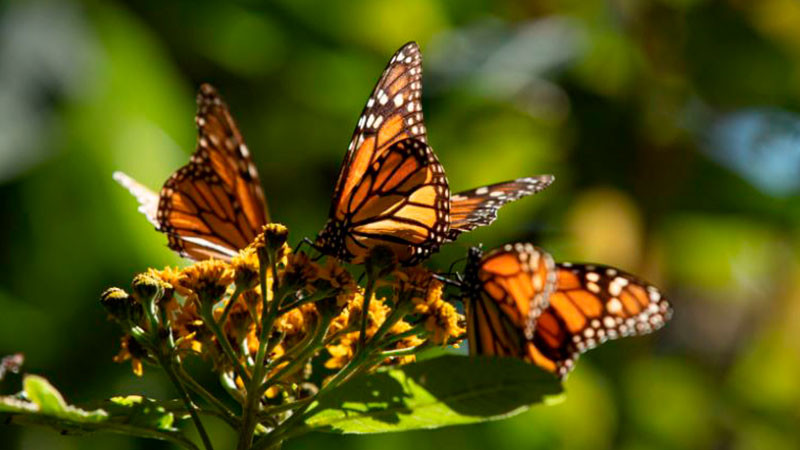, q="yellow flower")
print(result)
[241,288,265,317]
[252,224,290,263]
[131,272,168,303]
[100,287,142,324]
[346,291,390,335]
[231,246,260,288]
[282,252,319,288]
[318,258,357,295]
[324,292,400,368]
[172,305,206,354]
[148,266,191,298]
[276,302,317,339]
[424,300,465,345]
[400,276,465,345]
[396,266,433,290]
[324,332,357,369]
[218,296,256,347]
[113,335,146,377]
[393,334,425,366]
[411,278,442,314]
[179,259,234,305]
